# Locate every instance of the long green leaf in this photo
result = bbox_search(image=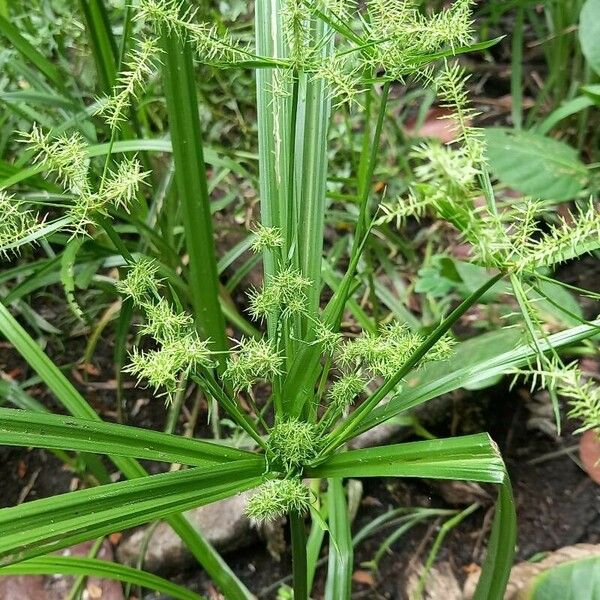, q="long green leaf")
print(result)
[0,557,204,600]
[307,434,505,482]
[0,407,258,466]
[160,23,227,354]
[0,460,262,565]
[472,479,516,600]
[324,479,352,600]
[295,21,334,331]
[88,139,251,175]
[255,0,291,346]
[0,14,68,92]
[79,0,118,93]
